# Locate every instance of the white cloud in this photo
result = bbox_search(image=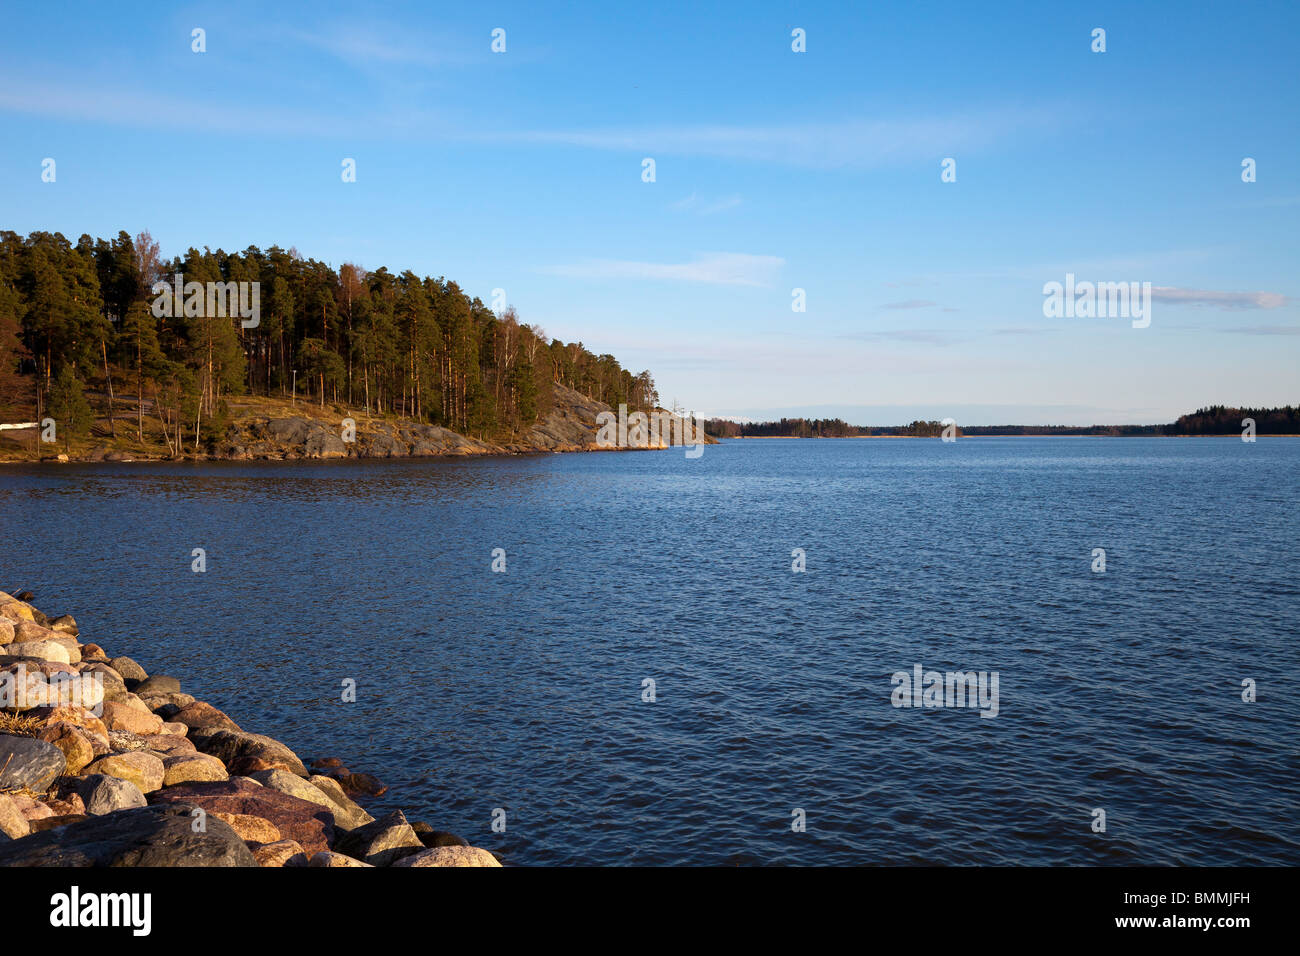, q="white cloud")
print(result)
[490,108,1056,169]
[284,23,478,70]
[670,193,743,214]
[539,252,784,287]
[0,76,446,136]
[1232,325,1300,335]
[1151,287,1289,309]
[881,299,937,310]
